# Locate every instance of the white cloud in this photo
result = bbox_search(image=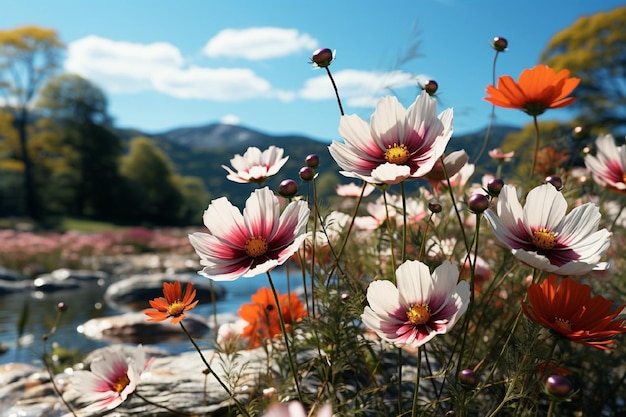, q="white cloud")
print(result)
[299,69,429,107]
[220,114,240,125]
[65,35,184,93]
[202,27,318,60]
[152,66,272,100]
